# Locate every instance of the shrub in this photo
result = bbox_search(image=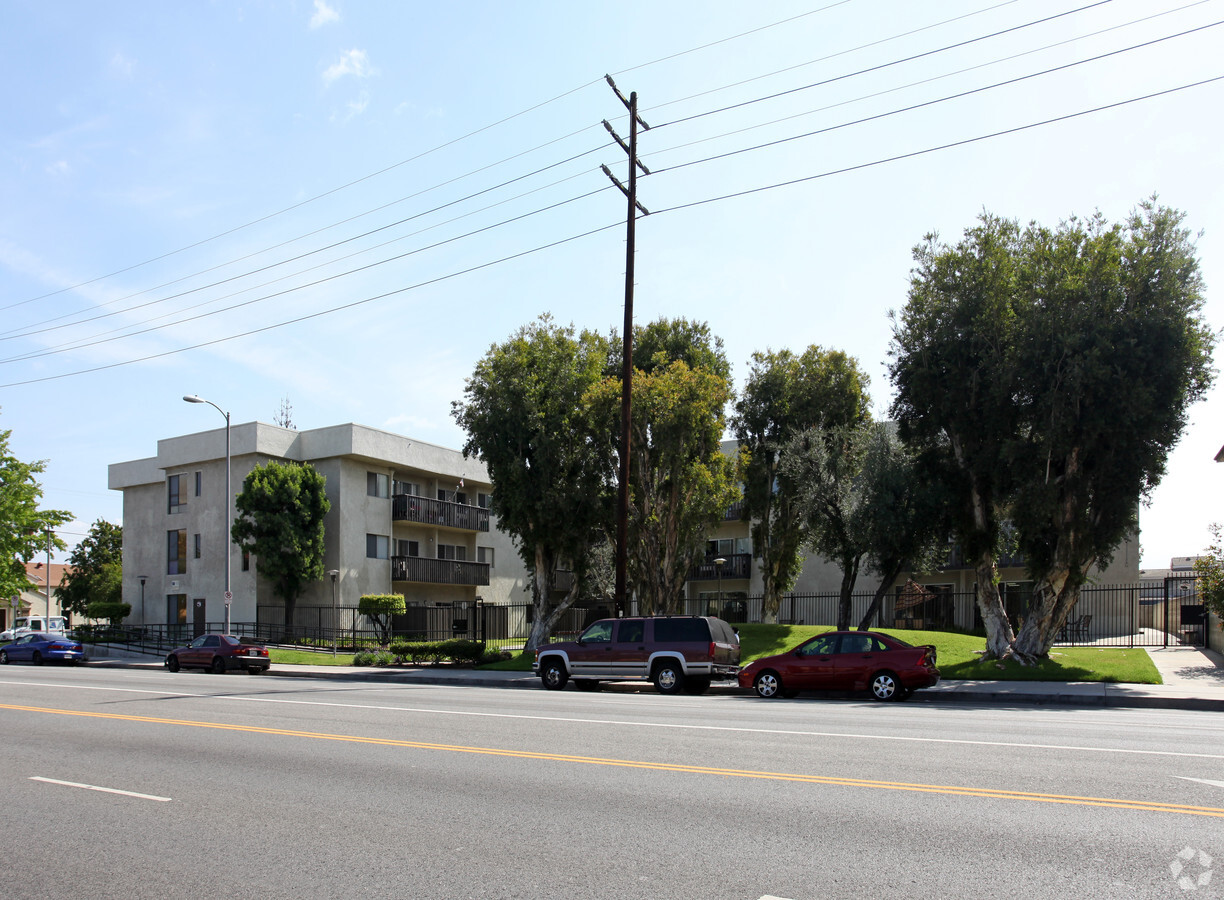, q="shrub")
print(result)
[358,594,407,644]
[353,649,395,667]
[87,600,132,625]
